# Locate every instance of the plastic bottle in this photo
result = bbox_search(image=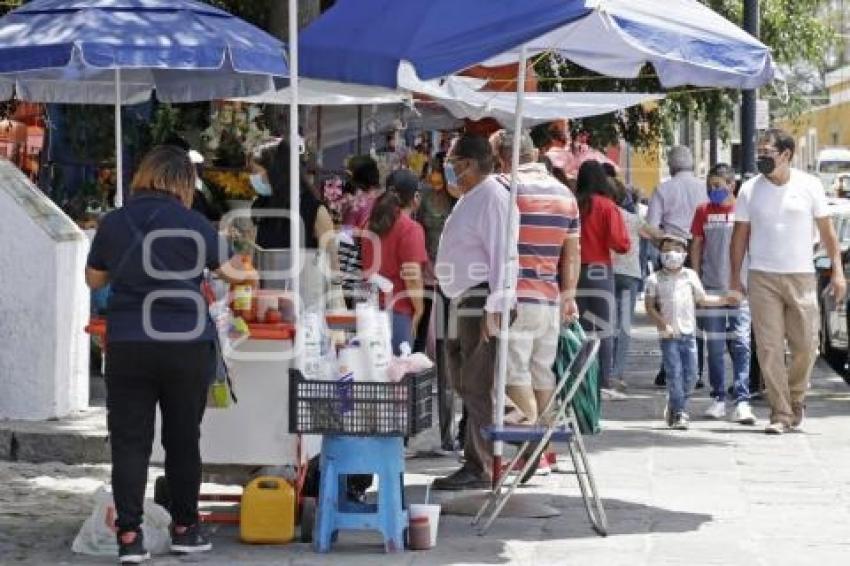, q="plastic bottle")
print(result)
[231,253,259,315]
